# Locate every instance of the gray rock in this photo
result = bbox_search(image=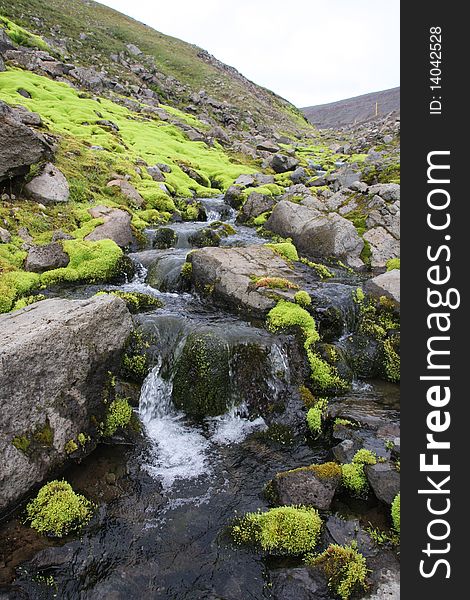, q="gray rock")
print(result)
[208,125,230,144]
[25,242,69,272]
[157,163,172,173]
[10,105,42,126]
[85,205,134,248]
[365,463,400,505]
[0,54,4,72]
[363,227,400,268]
[366,205,400,240]
[224,185,244,209]
[17,88,31,99]
[69,66,105,91]
[256,140,280,153]
[368,183,400,202]
[266,201,364,268]
[254,173,275,185]
[325,515,378,557]
[25,163,70,203]
[0,101,52,182]
[270,567,332,600]
[234,174,255,187]
[146,165,165,182]
[0,296,133,512]
[270,153,299,173]
[126,43,143,56]
[290,166,308,184]
[96,119,119,131]
[327,166,362,191]
[107,179,144,207]
[189,245,302,317]
[238,191,275,222]
[186,129,205,142]
[269,466,341,510]
[0,226,11,243]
